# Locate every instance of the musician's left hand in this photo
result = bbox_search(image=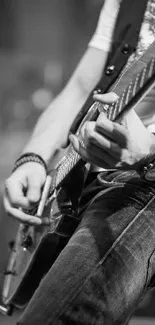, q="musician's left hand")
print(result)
[69,92,155,170]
